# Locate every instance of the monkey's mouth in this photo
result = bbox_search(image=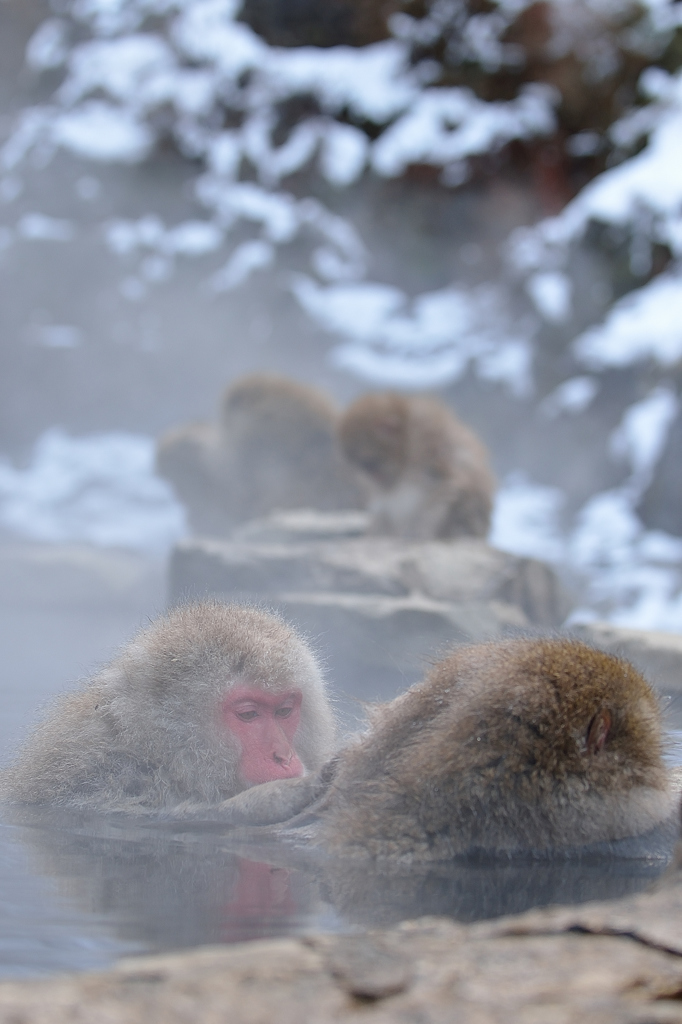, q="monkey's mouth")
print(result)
[242,753,305,785]
[269,754,305,780]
